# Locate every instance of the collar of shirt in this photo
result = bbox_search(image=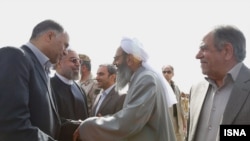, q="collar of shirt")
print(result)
[56,73,74,85]
[25,42,51,71]
[228,62,243,81]
[101,84,115,96]
[205,62,243,88]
